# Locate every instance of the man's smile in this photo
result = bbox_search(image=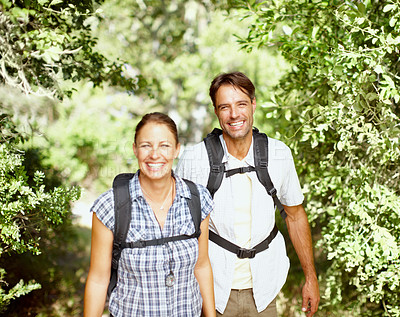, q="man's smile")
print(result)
[228,120,245,128]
